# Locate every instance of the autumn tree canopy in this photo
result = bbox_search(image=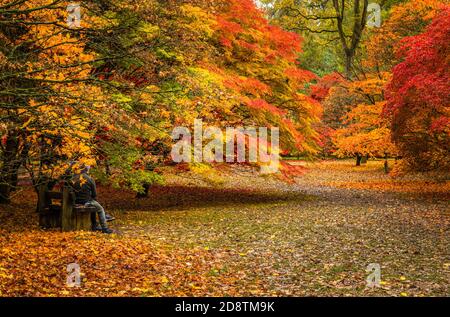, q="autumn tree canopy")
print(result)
[0,0,323,202]
[385,7,450,171]
[0,0,448,205]
[270,0,449,171]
